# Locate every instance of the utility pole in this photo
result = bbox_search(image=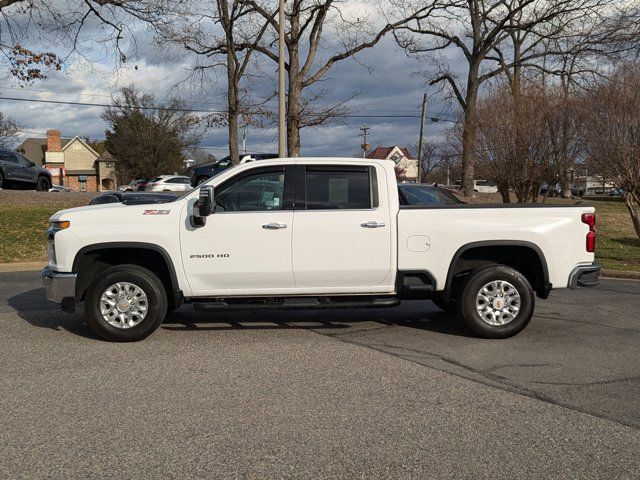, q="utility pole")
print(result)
[360,125,370,158]
[417,93,427,184]
[278,0,286,157]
